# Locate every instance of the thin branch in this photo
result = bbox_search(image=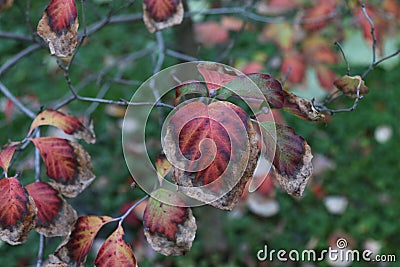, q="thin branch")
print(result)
[0,32,34,42]
[0,82,36,119]
[34,130,41,182]
[0,44,41,77]
[118,195,149,226]
[166,49,199,62]
[36,234,45,267]
[361,4,377,78]
[335,41,350,75]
